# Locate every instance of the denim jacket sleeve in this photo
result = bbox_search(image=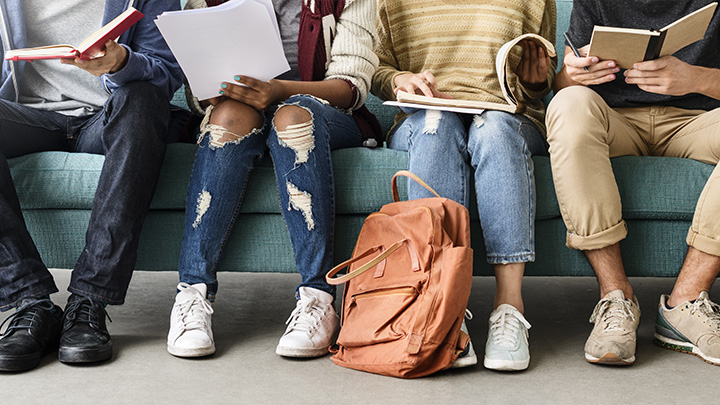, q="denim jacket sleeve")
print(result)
[102,0,182,101]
